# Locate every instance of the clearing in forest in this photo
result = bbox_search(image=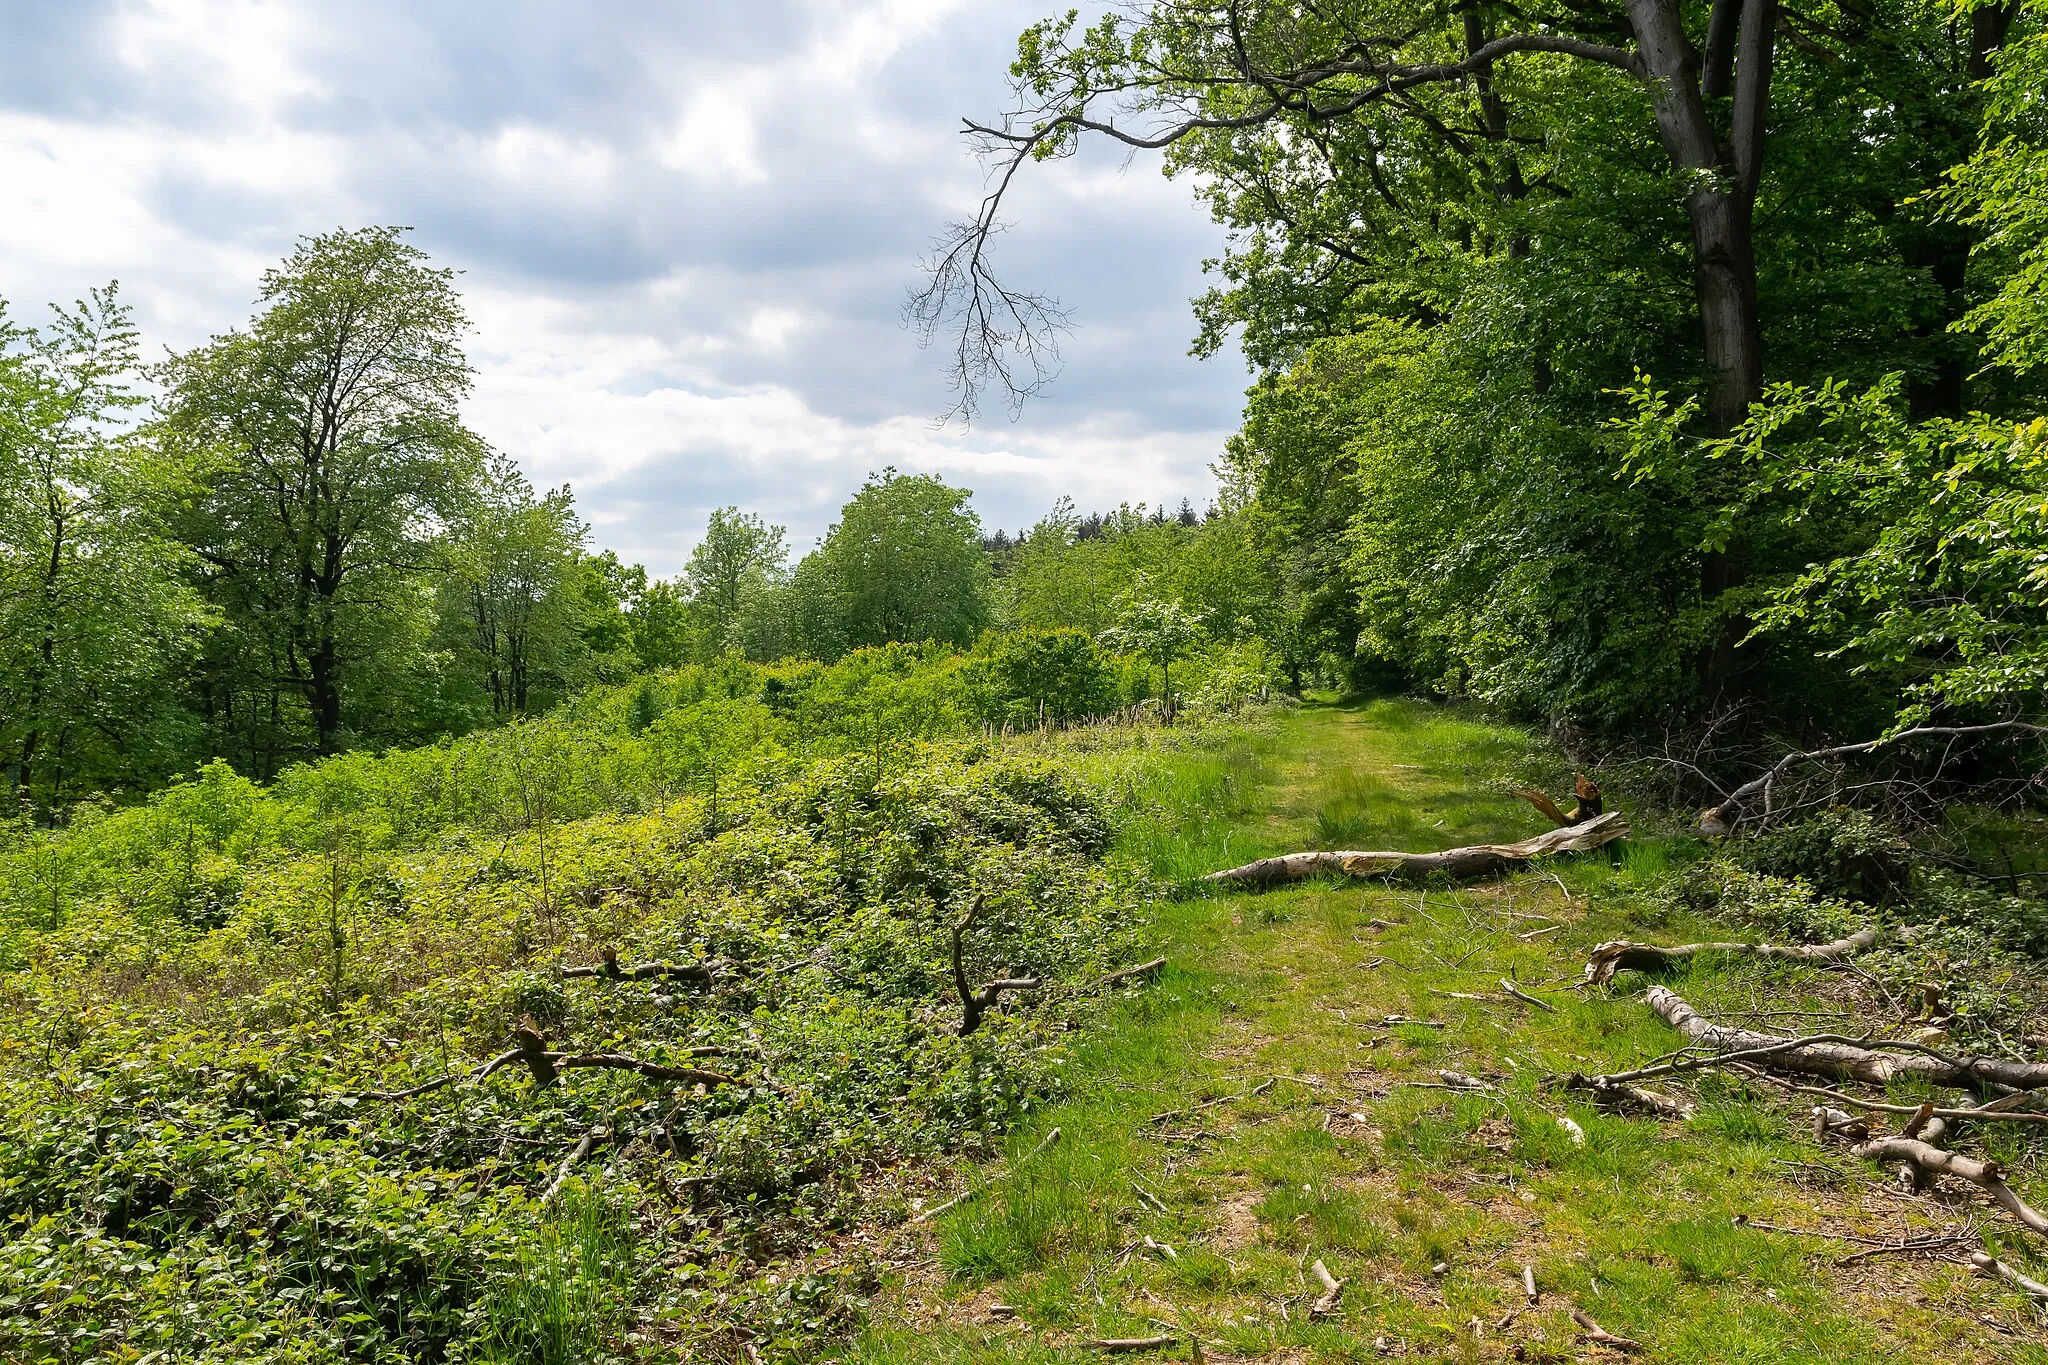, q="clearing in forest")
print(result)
[853,700,2048,1363]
